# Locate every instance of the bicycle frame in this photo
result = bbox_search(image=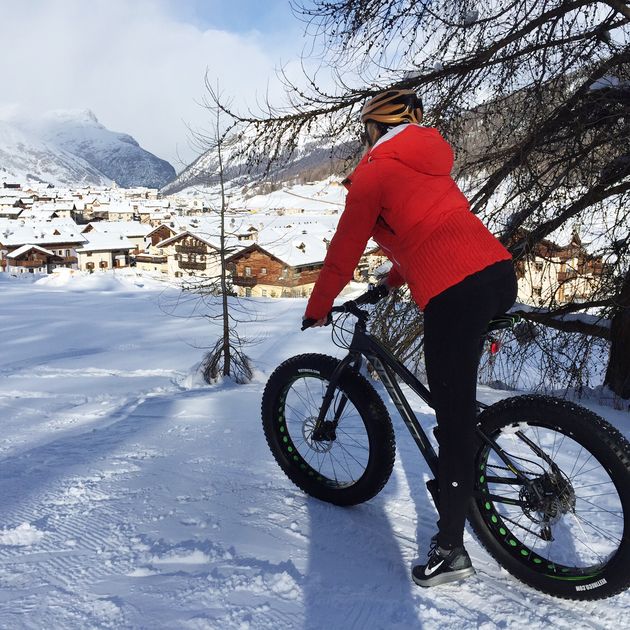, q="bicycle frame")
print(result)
[315,314,532,504]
